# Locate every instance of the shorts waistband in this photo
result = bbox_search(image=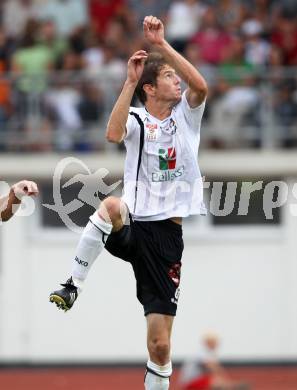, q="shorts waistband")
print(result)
[151,218,182,232]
